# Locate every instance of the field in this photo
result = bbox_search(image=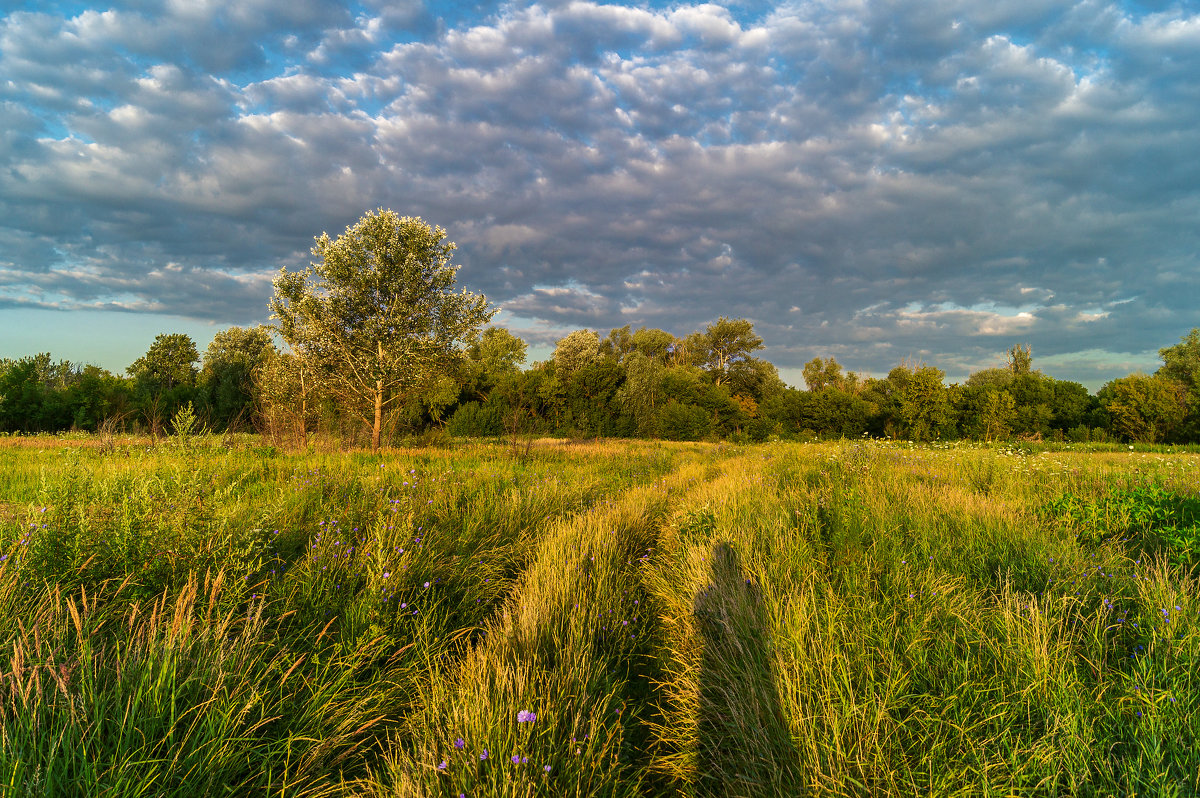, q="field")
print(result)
[1,435,1198,797]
